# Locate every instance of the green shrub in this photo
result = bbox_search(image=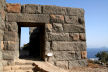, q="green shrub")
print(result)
[95,51,108,63]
